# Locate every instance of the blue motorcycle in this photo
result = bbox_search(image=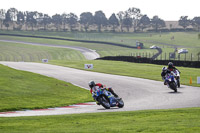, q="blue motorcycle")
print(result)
[92,88,124,109]
[165,72,178,92]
